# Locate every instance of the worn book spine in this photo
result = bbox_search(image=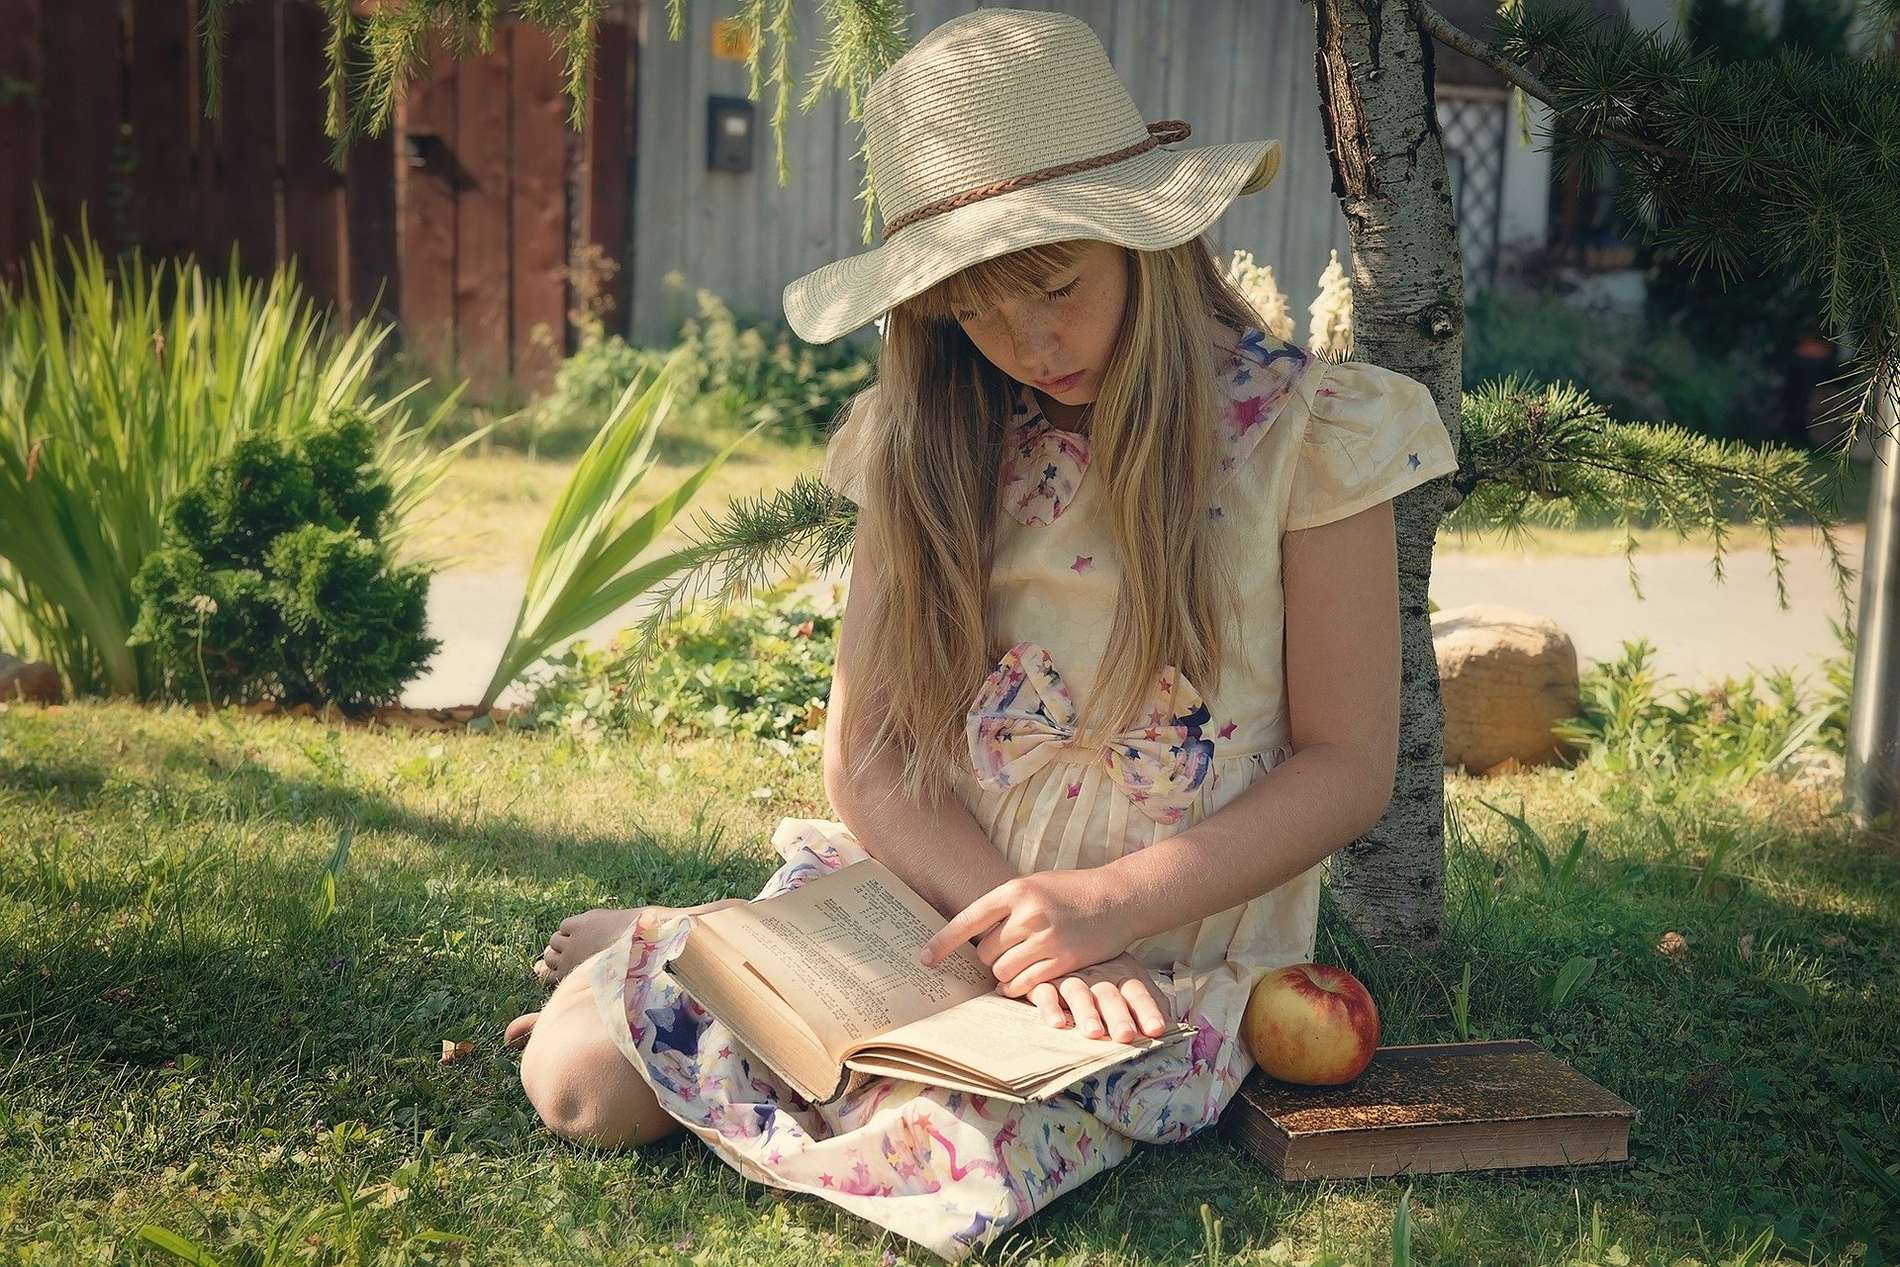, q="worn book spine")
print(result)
[1229,1098,1632,1179]
[1222,1040,1639,1181]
